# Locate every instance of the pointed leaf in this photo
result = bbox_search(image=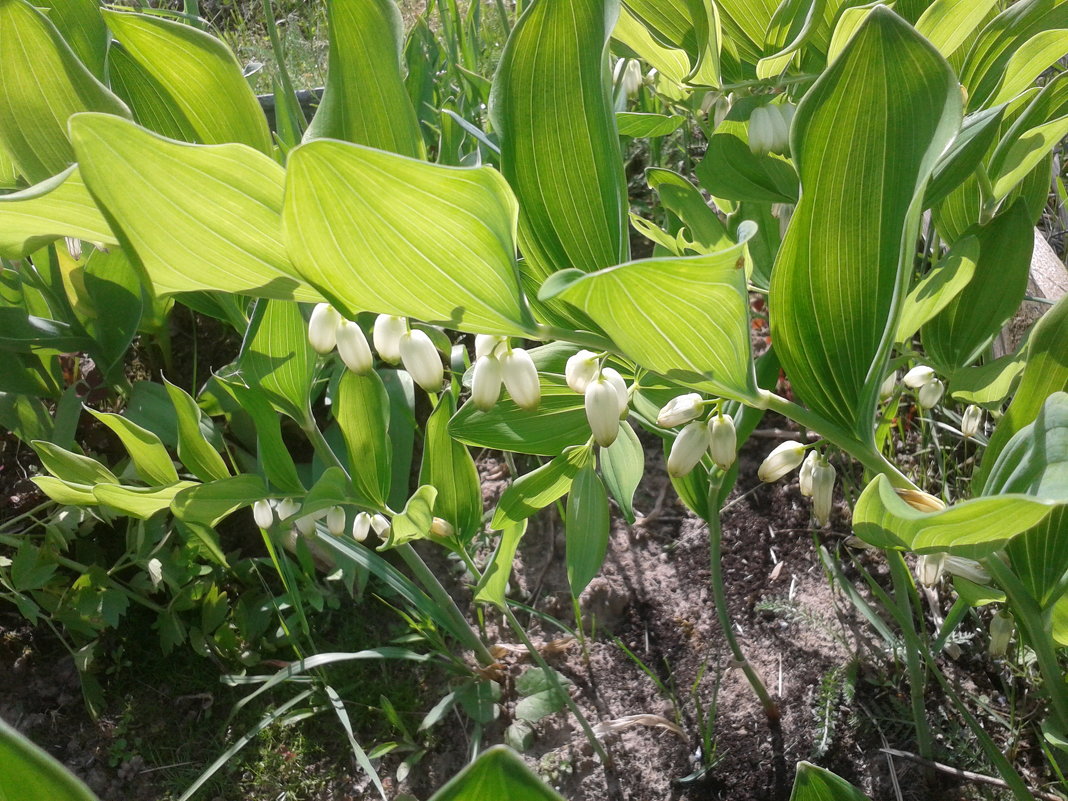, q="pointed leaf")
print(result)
[599,421,644,523]
[915,0,1001,58]
[239,299,315,421]
[163,379,231,482]
[171,474,266,527]
[32,441,118,485]
[93,482,196,519]
[491,445,594,529]
[769,8,961,438]
[0,717,101,801]
[87,409,178,486]
[982,392,1068,501]
[895,235,978,344]
[428,745,564,801]
[382,485,438,549]
[612,5,691,86]
[419,394,482,539]
[790,762,871,801]
[46,0,109,80]
[304,0,423,158]
[335,369,392,508]
[566,464,610,596]
[70,114,319,301]
[283,139,530,335]
[474,519,528,609]
[107,43,201,142]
